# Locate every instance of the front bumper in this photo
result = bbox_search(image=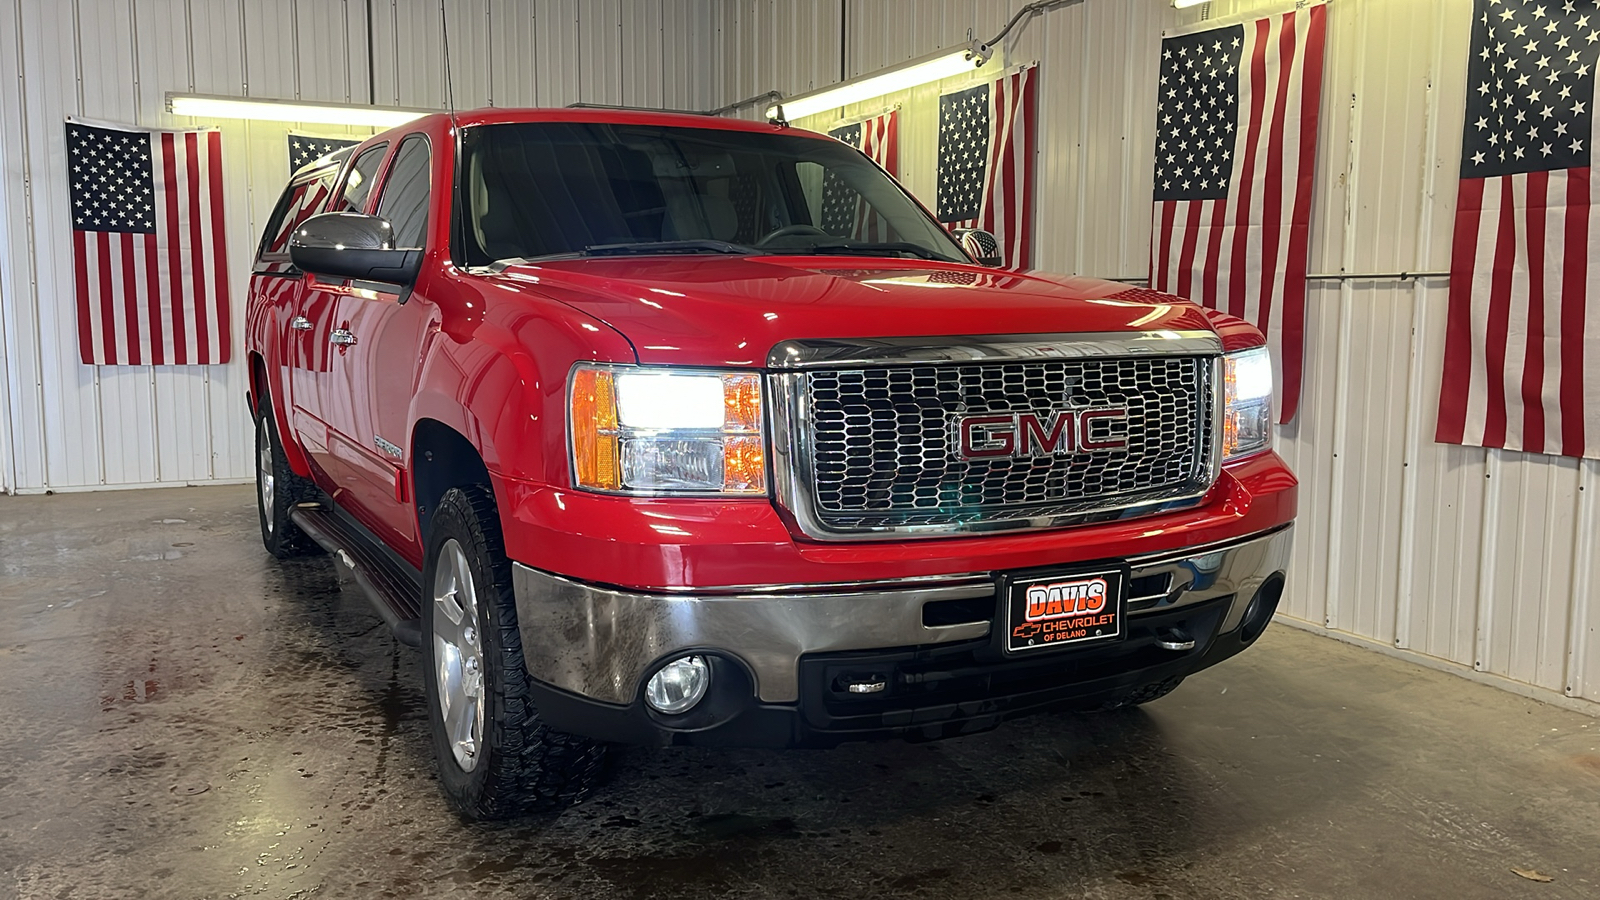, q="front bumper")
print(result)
[512,524,1294,747]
